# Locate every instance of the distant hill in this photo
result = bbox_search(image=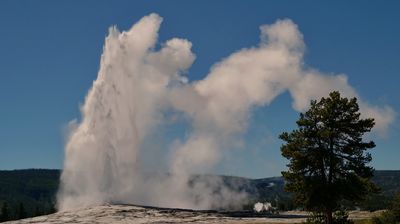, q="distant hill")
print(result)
[371,170,400,195]
[0,169,399,221]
